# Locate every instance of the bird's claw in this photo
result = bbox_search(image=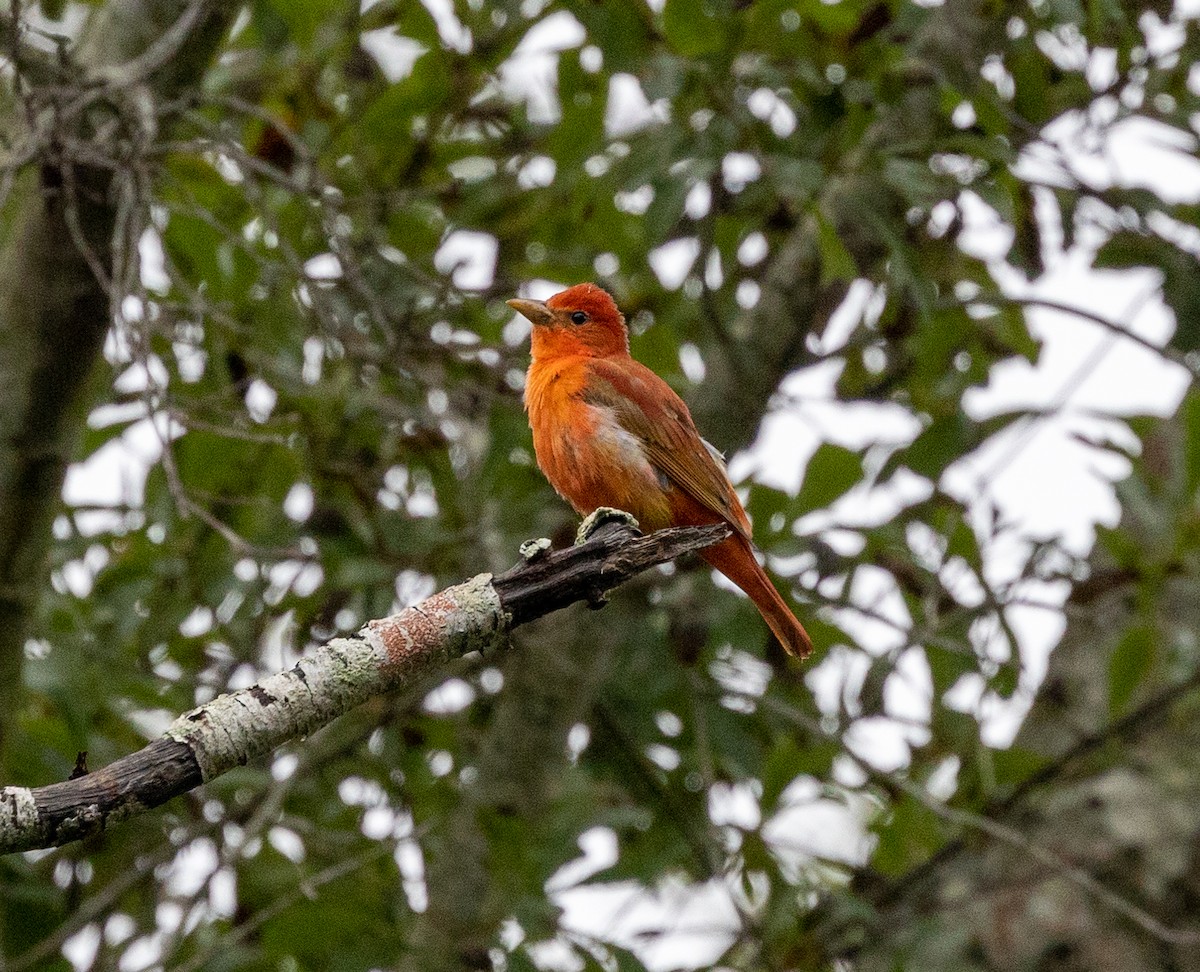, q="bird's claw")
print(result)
[519,537,553,562]
[575,507,640,545]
